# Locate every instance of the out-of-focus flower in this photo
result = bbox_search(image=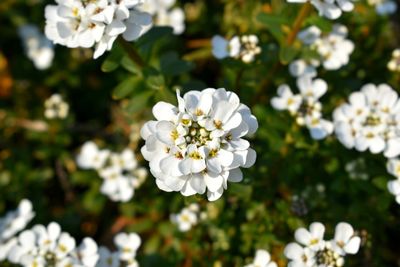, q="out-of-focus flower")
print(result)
[44,94,69,119]
[388,49,400,72]
[0,199,35,261]
[77,142,147,202]
[287,0,355,19]
[170,203,200,232]
[142,0,185,34]
[244,249,277,267]
[345,158,369,181]
[333,84,400,158]
[289,59,320,78]
[284,222,360,267]
[44,0,152,59]
[114,232,141,264]
[141,88,258,201]
[211,35,261,63]
[18,24,54,70]
[368,0,397,15]
[271,75,333,140]
[386,158,400,204]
